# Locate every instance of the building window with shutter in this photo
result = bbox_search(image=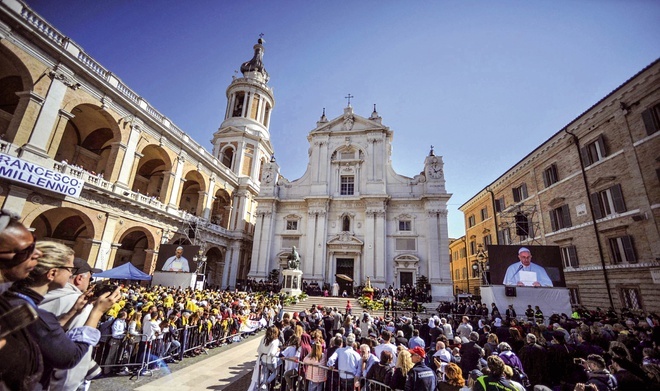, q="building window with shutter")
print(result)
[608,235,636,264]
[620,287,642,310]
[468,215,476,227]
[642,103,660,136]
[483,234,492,246]
[549,204,572,231]
[543,164,559,187]
[469,240,476,255]
[480,207,488,221]
[591,184,627,219]
[515,212,533,238]
[580,134,607,166]
[568,287,581,305]
[560,246,579,268]
[512,183,528,203]
[498,228,511,245]
[495,197,505,212]
[399,220,412,231]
